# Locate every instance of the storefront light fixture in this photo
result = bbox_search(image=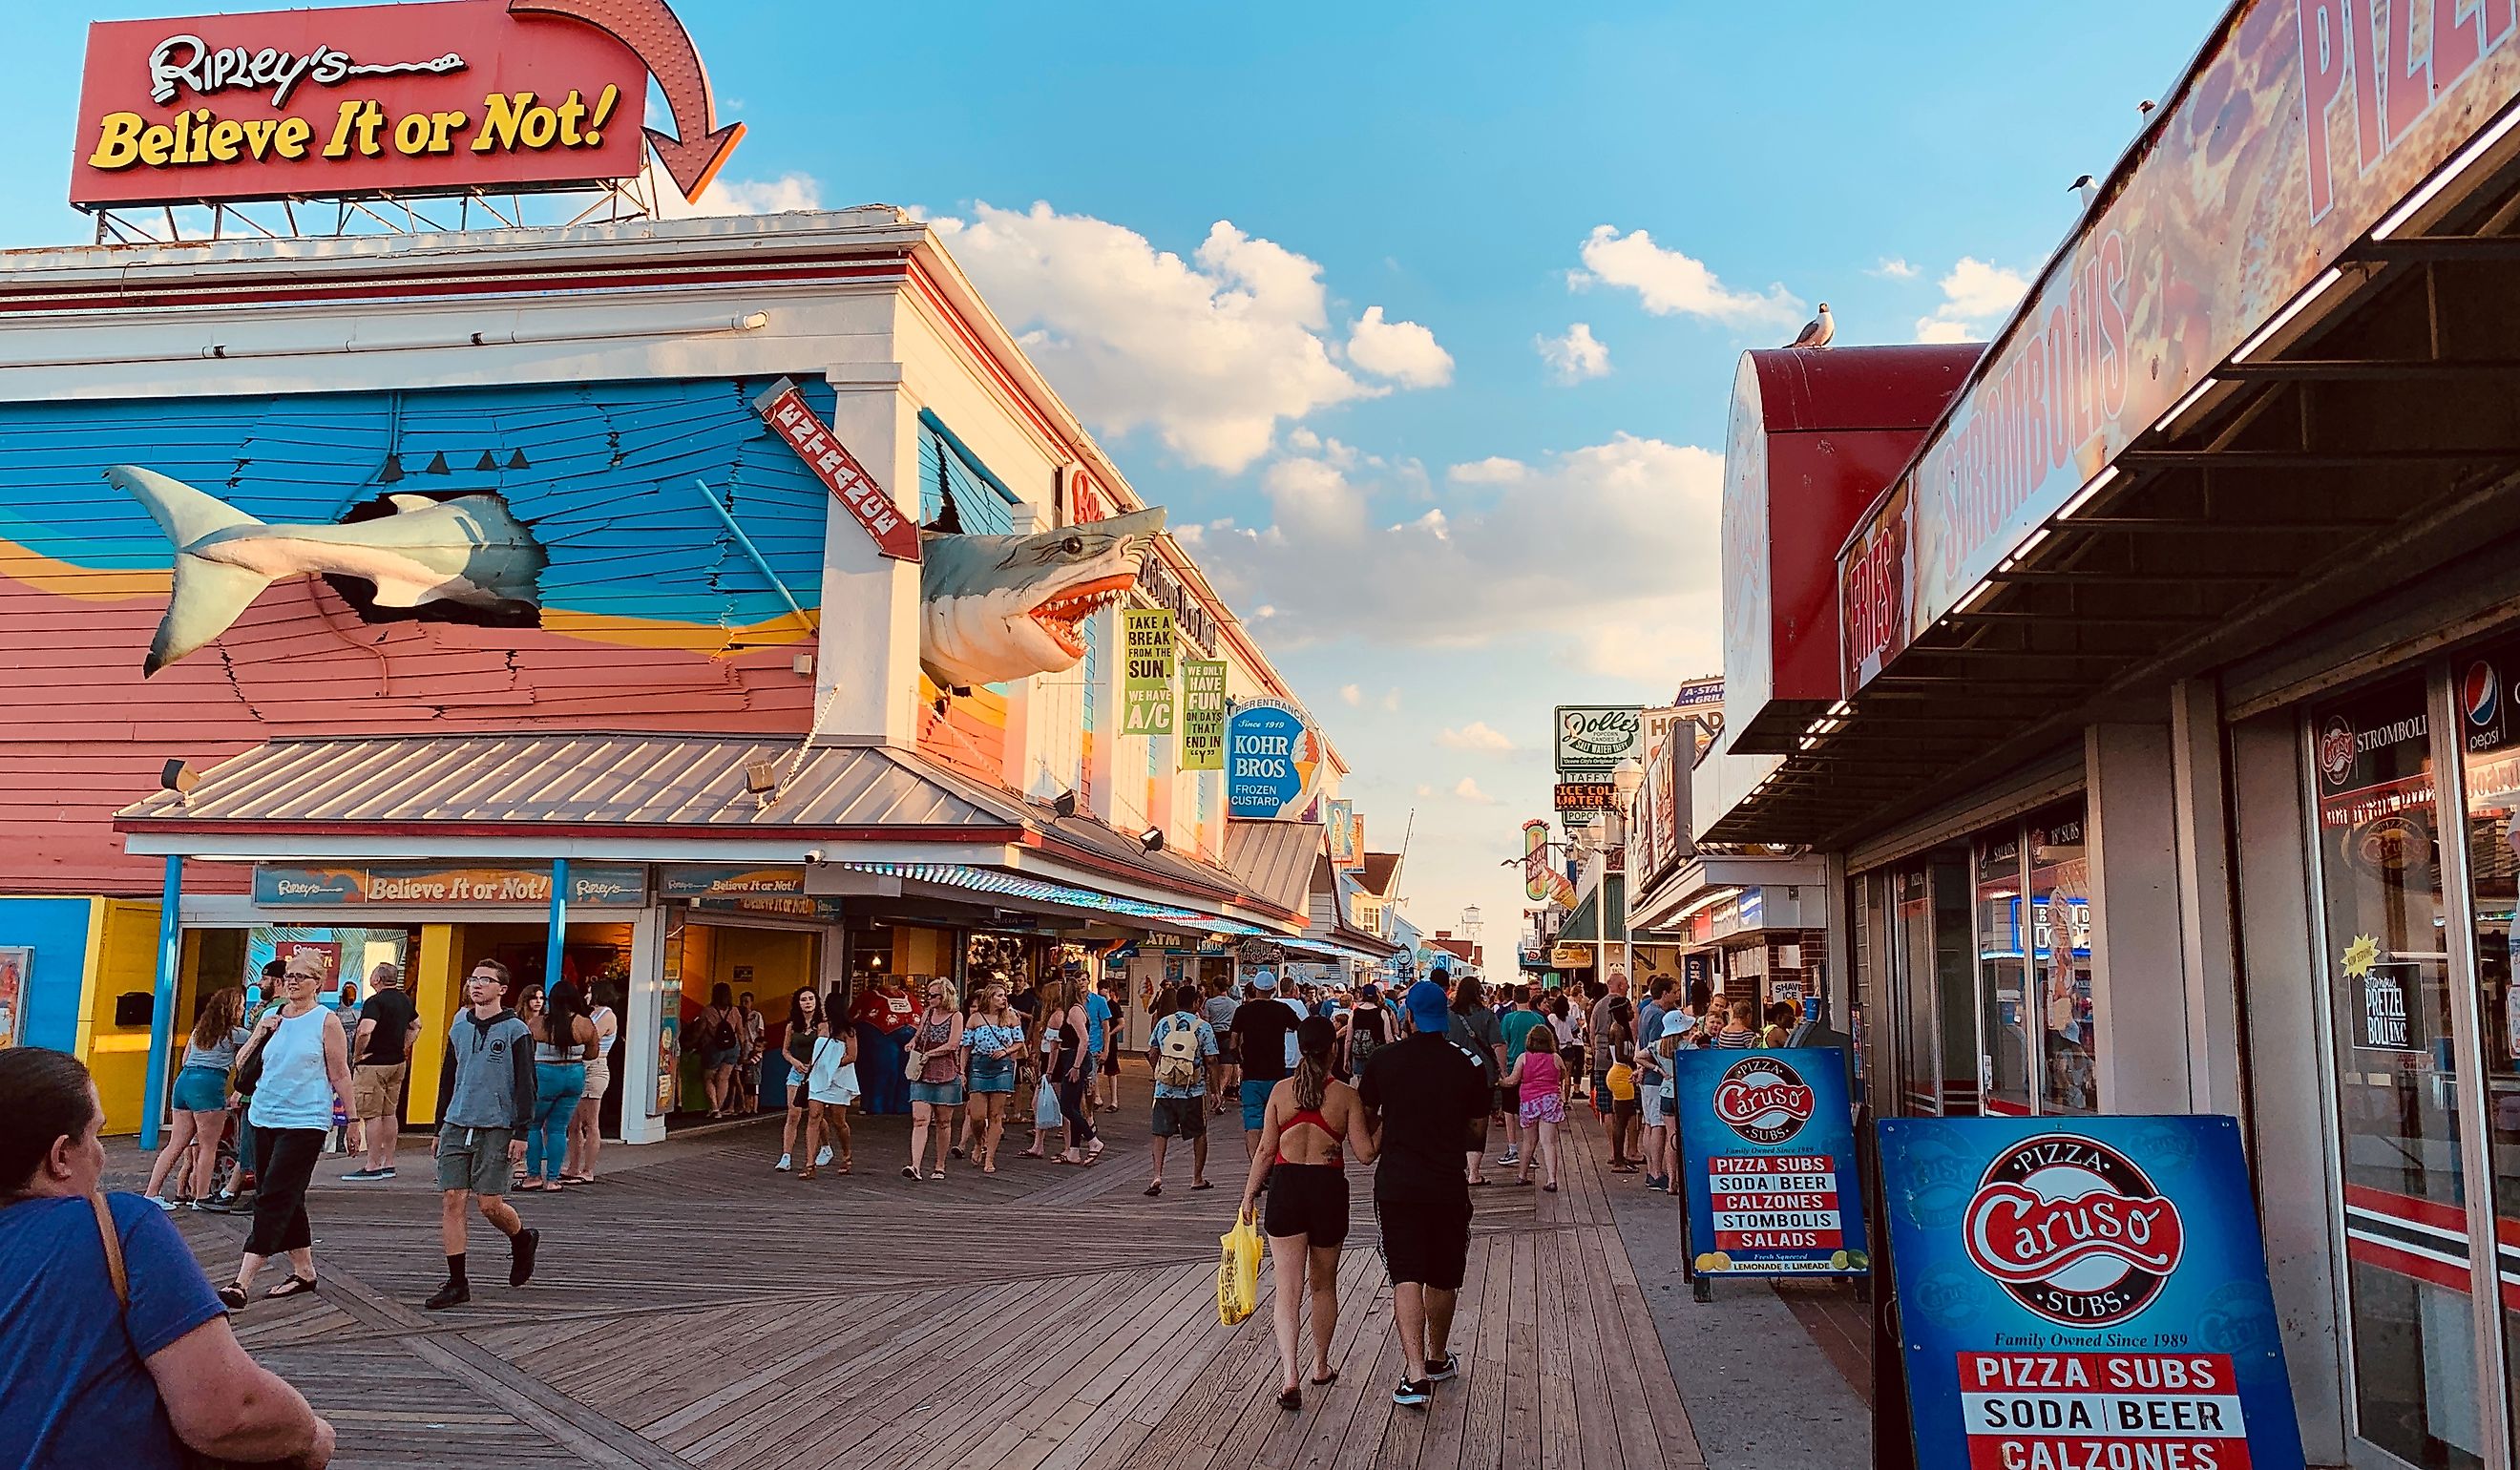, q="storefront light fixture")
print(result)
[743,757,781,807]
[158,758,200,795]
[1053,789,1080,818]
[2232,267,2348,362]
[2375,101,2520,238]
[2056,466,2122,520]
[2155,376,2221,434]
[1140,827,1166,852]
